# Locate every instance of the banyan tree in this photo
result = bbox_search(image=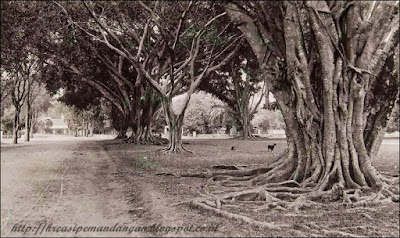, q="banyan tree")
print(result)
[187,1,400,228]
